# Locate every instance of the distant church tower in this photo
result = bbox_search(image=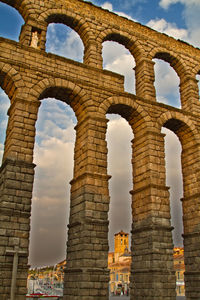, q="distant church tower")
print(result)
[114,230,129,262]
